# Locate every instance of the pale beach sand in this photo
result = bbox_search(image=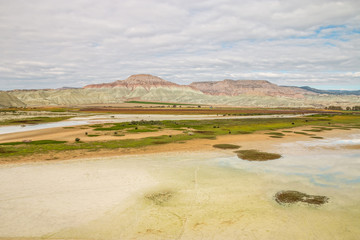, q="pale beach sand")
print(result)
[0,128,359,239]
